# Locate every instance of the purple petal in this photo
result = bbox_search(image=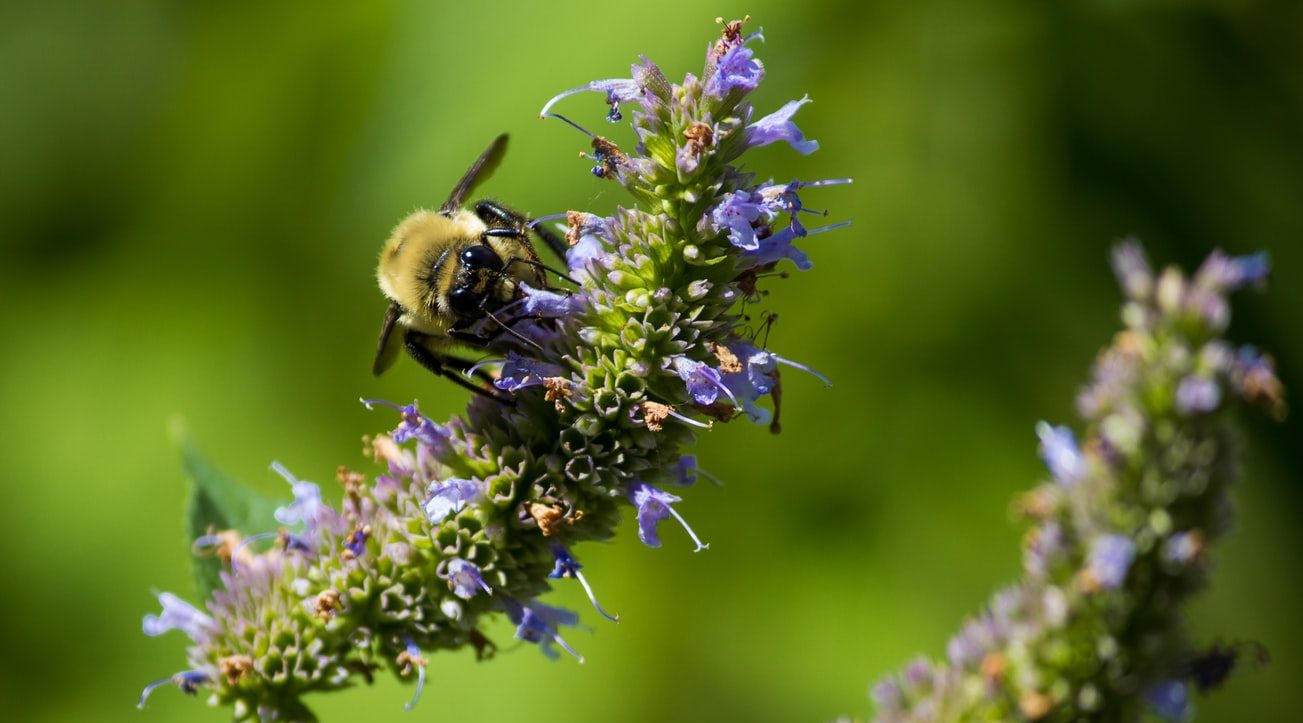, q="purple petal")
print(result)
[1087,534,1135,590]
[745,96,819,155]
[540,78,642,121]
[142,592,213,642]
[704,45,764,98]
[519,282,585,317]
